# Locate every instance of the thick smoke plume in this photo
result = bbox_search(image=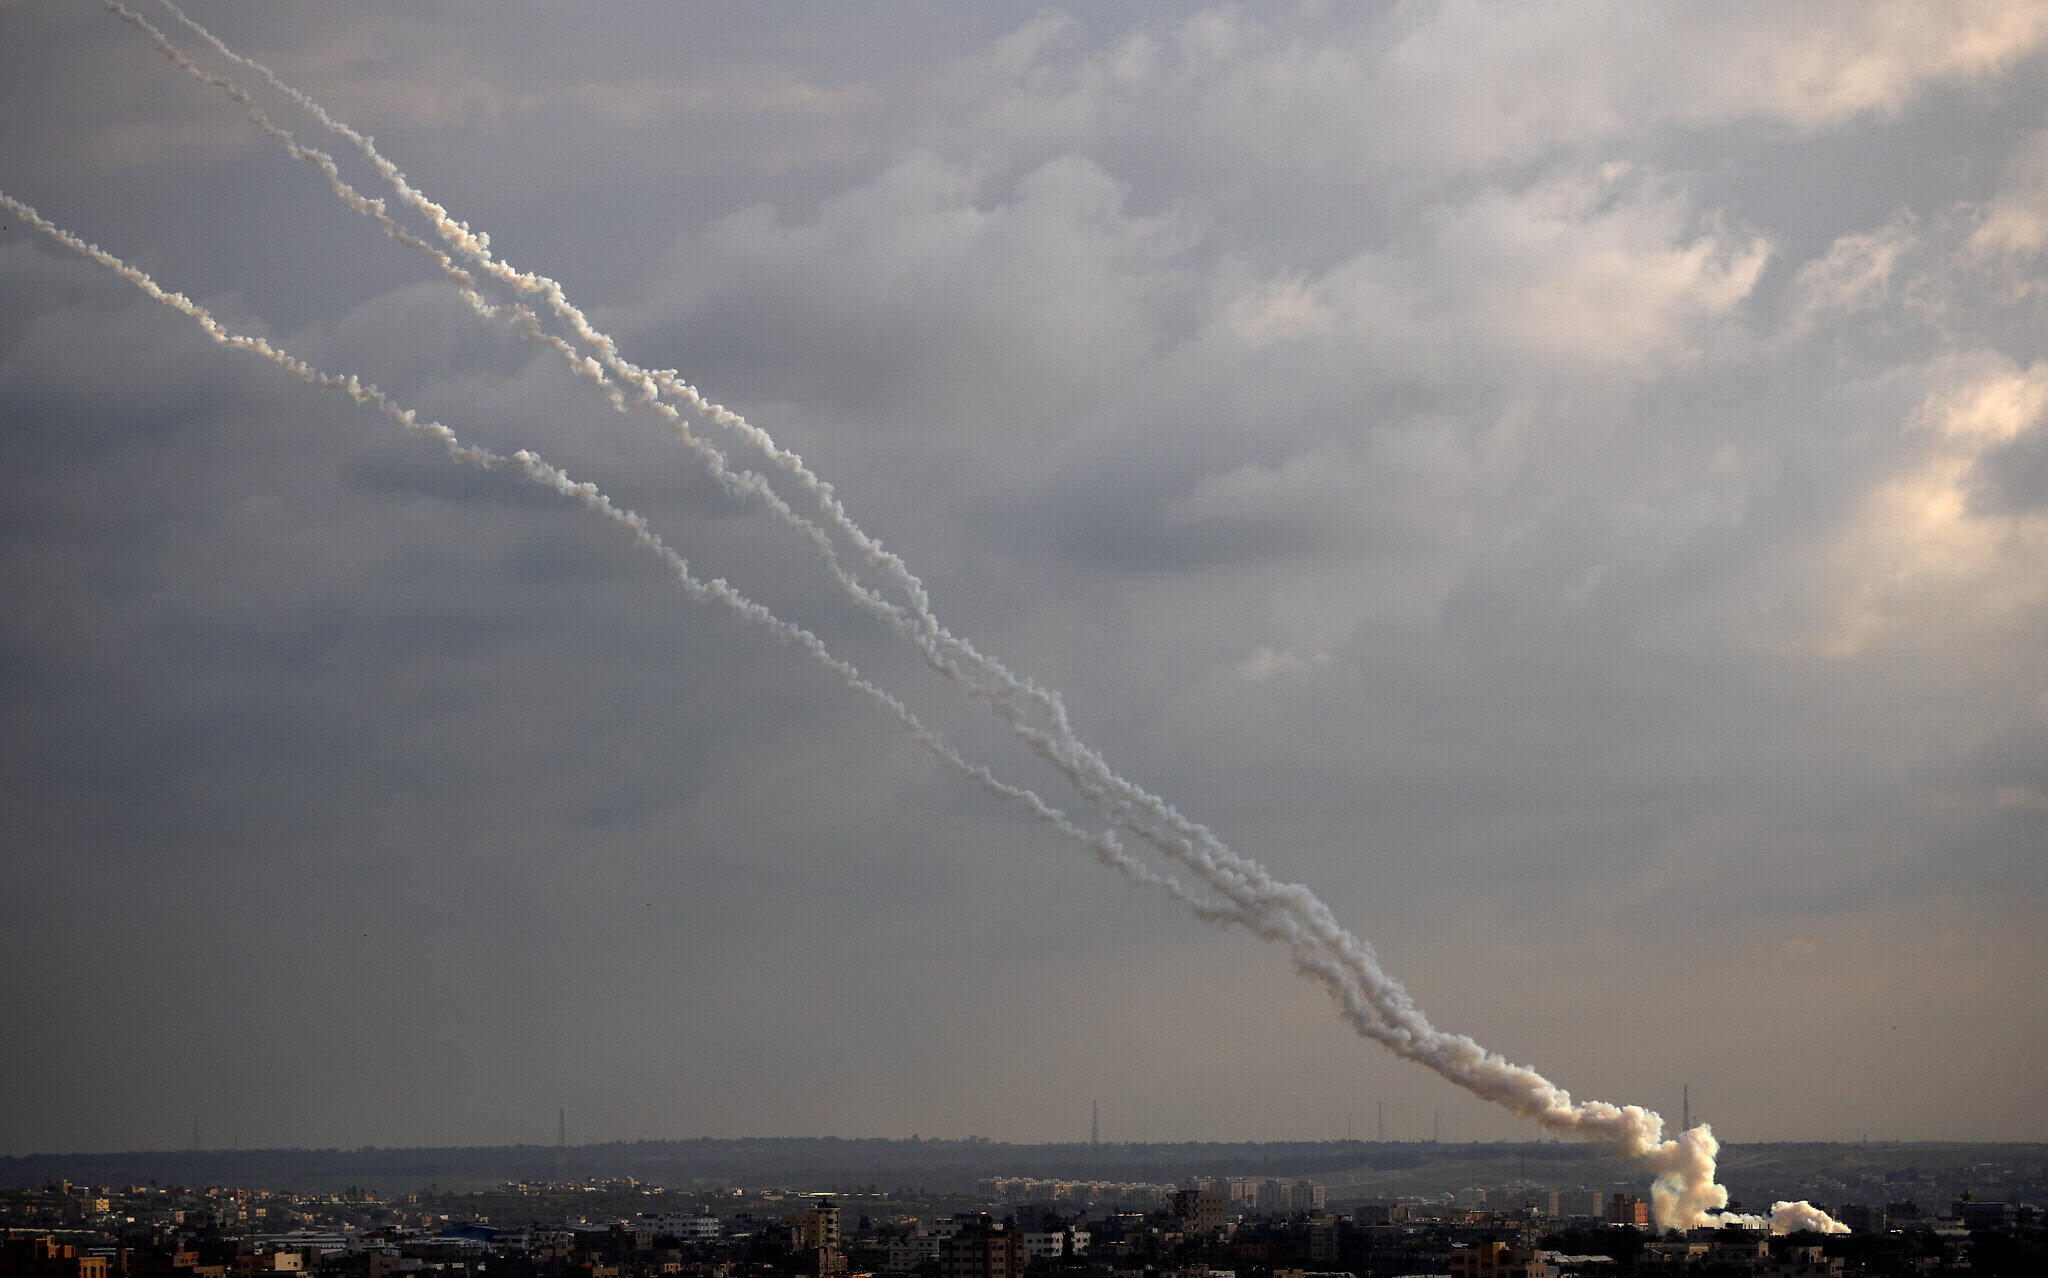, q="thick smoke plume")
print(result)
[40,3,1853,1234]
[1737,1204,1854,1235]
